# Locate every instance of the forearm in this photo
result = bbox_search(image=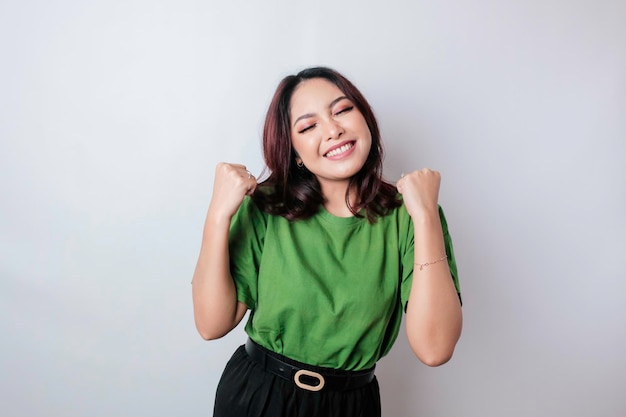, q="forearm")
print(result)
[191,213,242,340]
[405,212,463,366]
